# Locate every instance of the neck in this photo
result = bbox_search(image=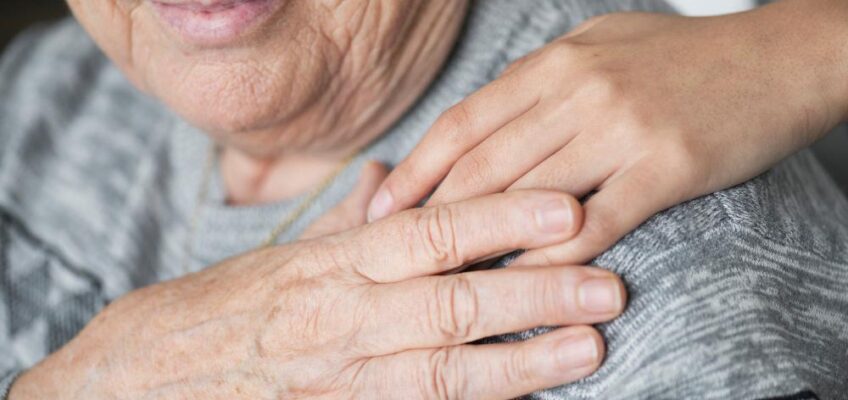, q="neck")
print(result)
[218,1,470,206]
[220,147,351,206]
